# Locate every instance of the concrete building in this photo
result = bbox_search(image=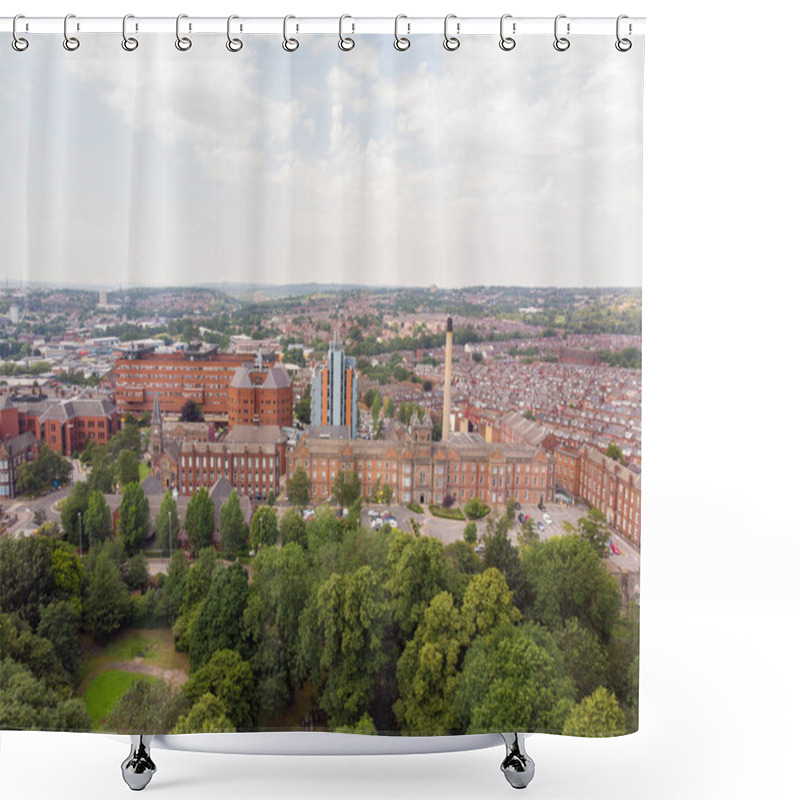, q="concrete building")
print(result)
[311,334,358,437]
